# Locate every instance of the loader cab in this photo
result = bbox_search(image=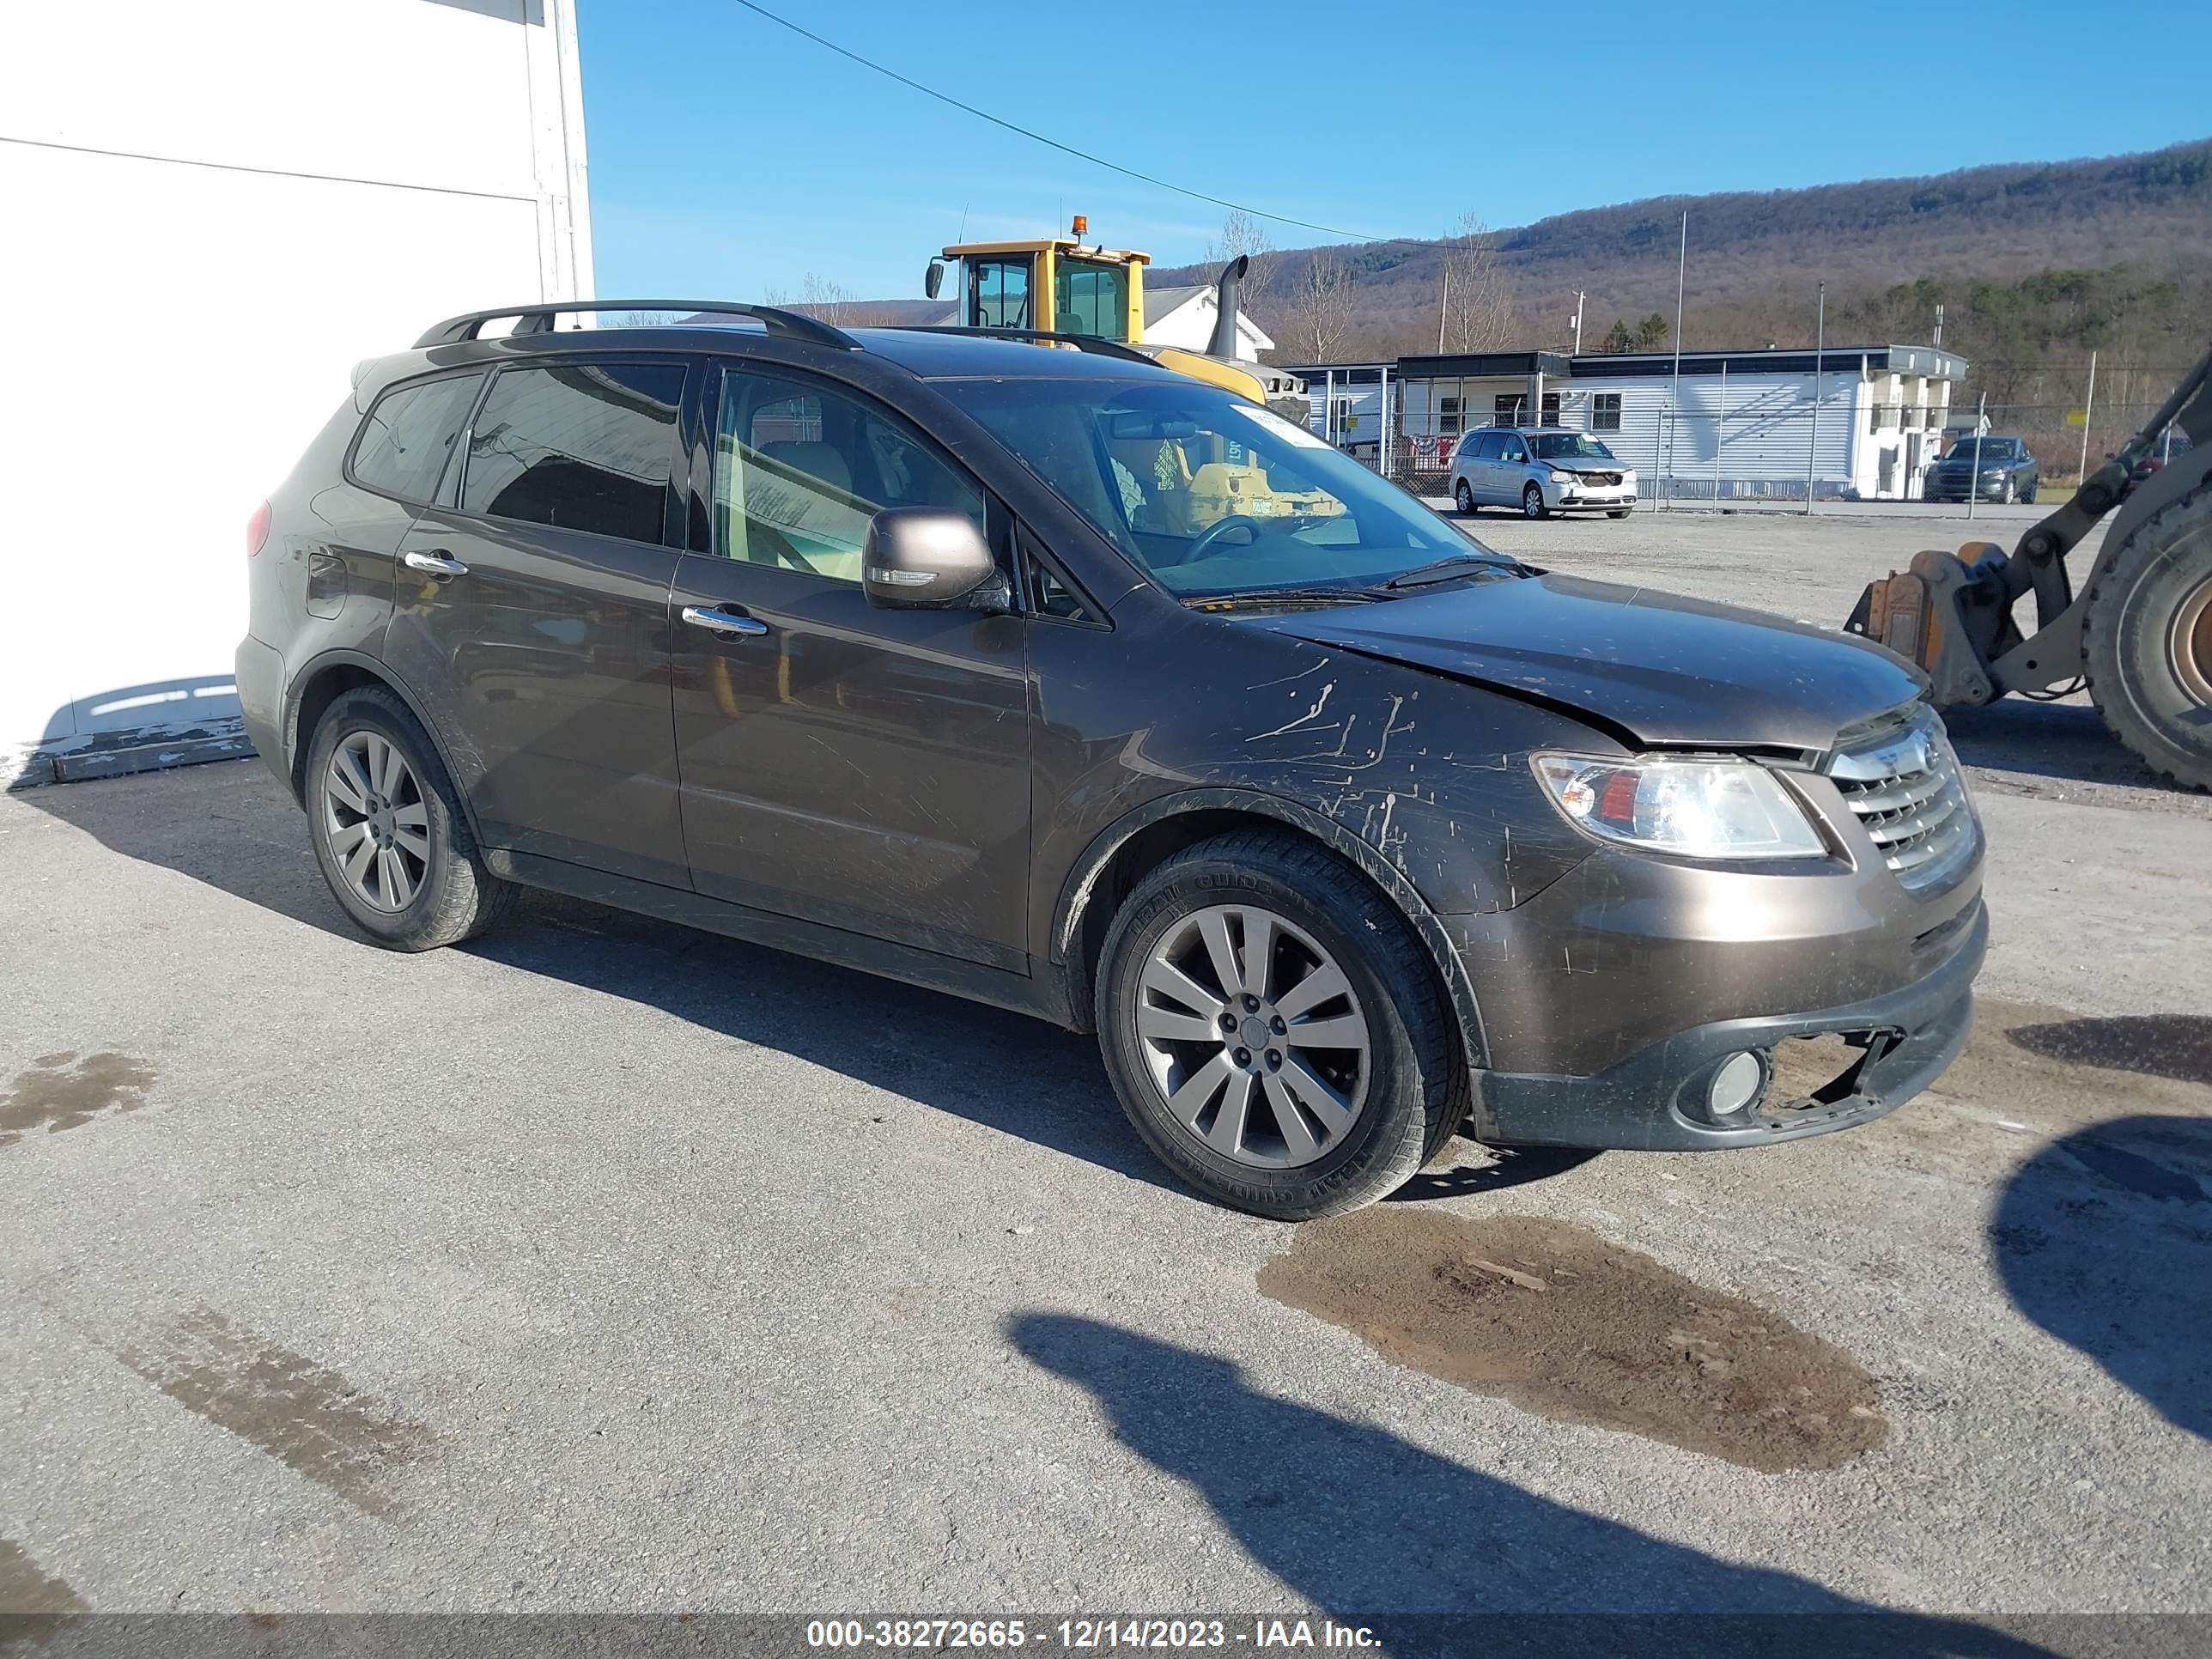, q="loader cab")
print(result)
[931,228,1149,343]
